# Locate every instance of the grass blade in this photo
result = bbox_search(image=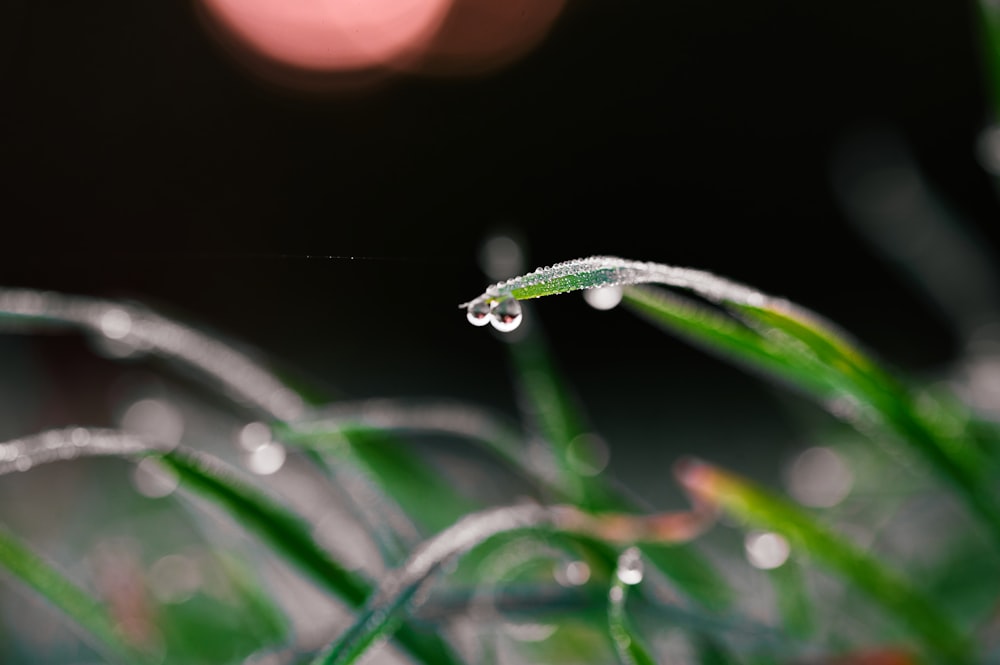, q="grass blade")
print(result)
[0,428,459,665]
[461,256,1000,549]
[607,547,657,665]
[311,503,553,665]
[500,313,735,611]
[0,288,303,420]
[0,523,157,665]
[157,449,461,665]
[675,458,971,664]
